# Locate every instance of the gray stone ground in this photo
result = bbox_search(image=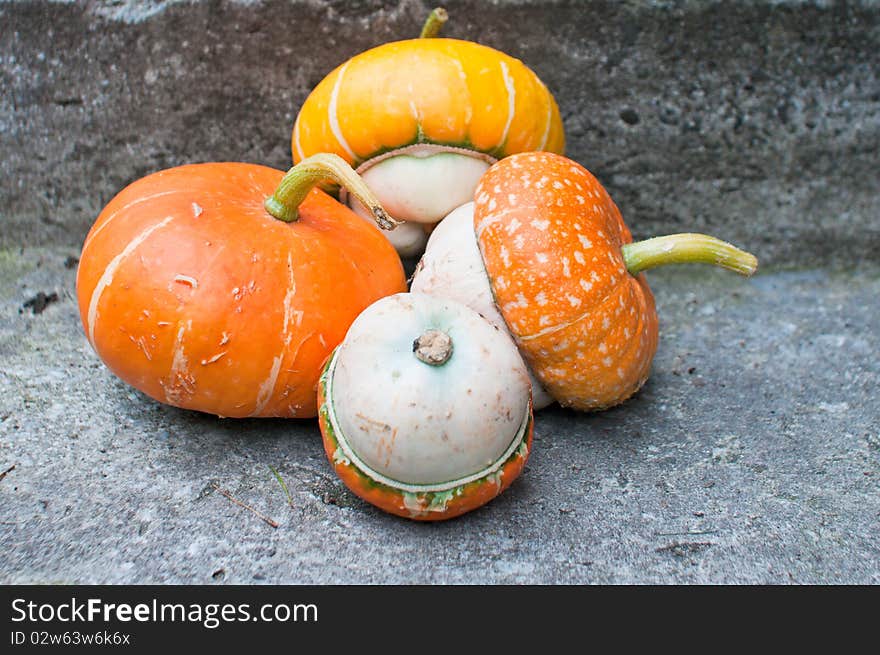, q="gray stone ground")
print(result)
[1,1,879,583]
[1,249,878,583]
